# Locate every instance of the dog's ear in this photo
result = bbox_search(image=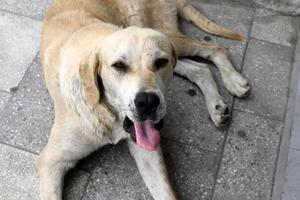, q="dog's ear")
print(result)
[171,43,177,68]
[79,50,101,106]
